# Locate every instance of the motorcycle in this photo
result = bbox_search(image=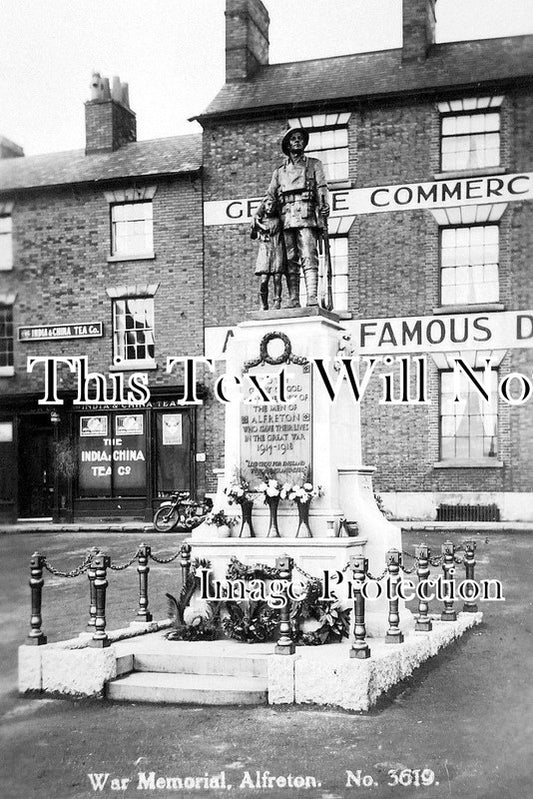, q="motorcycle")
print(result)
[153,491,212,533]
